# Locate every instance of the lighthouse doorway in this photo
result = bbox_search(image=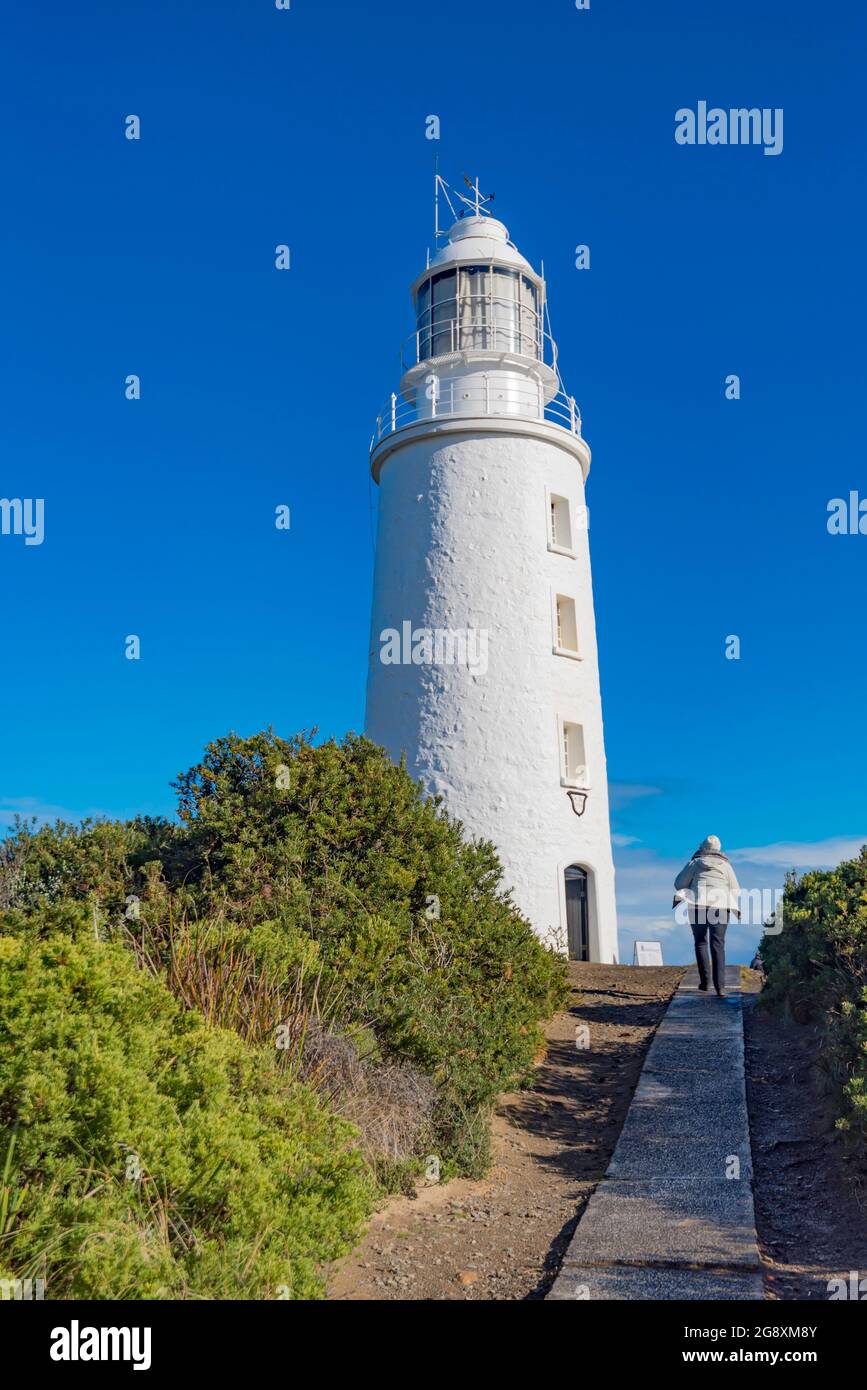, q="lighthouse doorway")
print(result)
[565,866,590,961]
